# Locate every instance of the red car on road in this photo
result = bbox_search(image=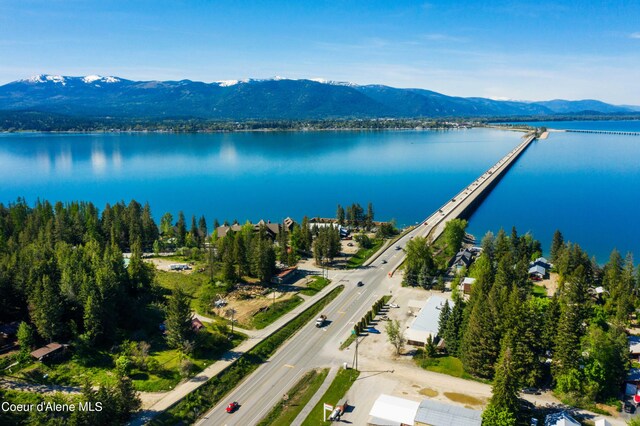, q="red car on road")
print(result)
[226,402,239,413]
